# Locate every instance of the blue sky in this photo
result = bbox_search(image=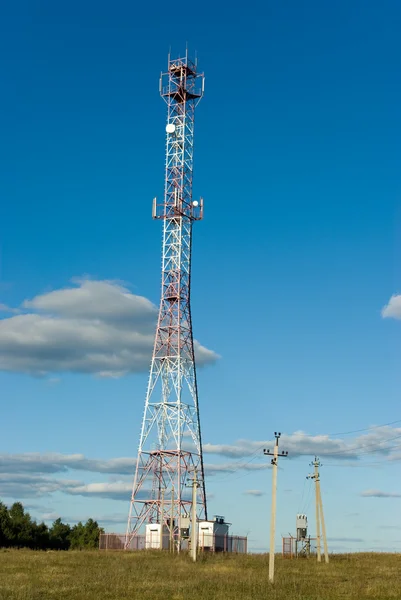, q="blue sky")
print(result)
[1,0,401,552]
